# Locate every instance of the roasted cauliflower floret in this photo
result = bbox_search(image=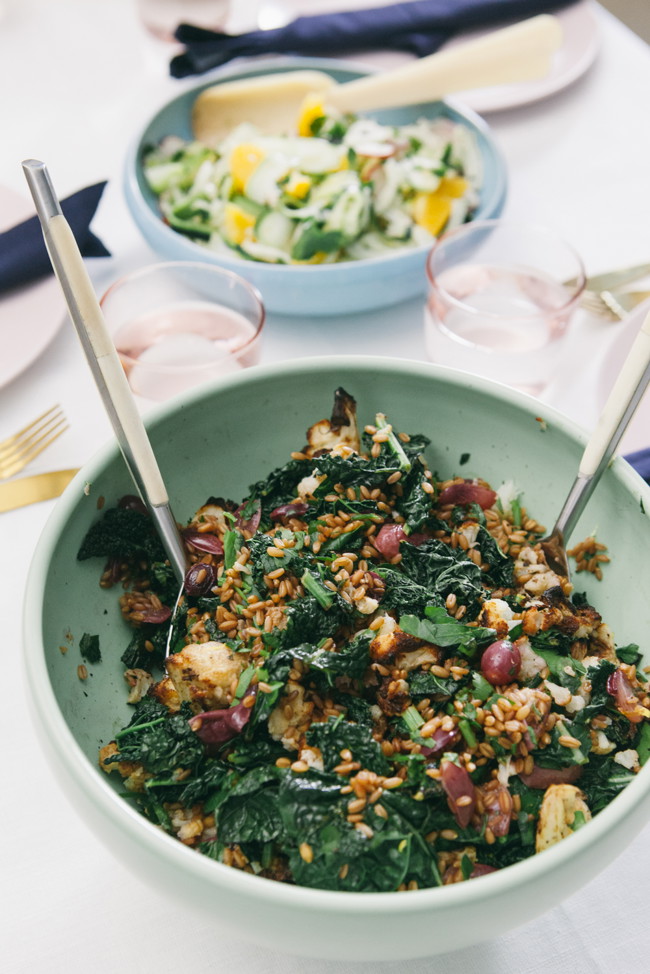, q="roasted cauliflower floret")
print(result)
[124,668,154,704]
[304,387,360,457]
[522,586,601,639]
[515,546,564,596]
[268,683,314,749]
[478,598,517,638]
[149,675,182,712]
[166,641,246,711]
[99,742,148,792]
[370,625,440,667]
[535,784,591,852]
